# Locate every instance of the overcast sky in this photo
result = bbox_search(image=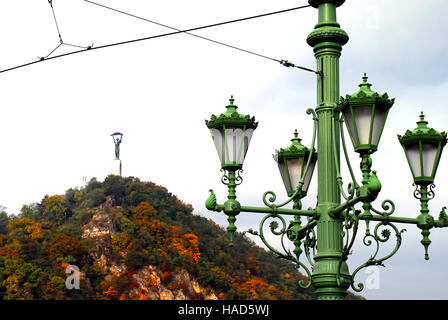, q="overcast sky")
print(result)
[0,0,447,300]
